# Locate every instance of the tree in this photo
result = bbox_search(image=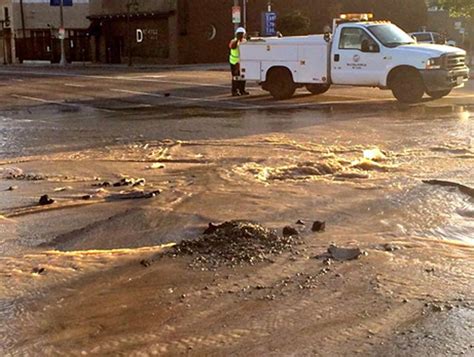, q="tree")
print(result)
[277,10,311,36]
[340,0,428,32]
[437,0,474,18]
